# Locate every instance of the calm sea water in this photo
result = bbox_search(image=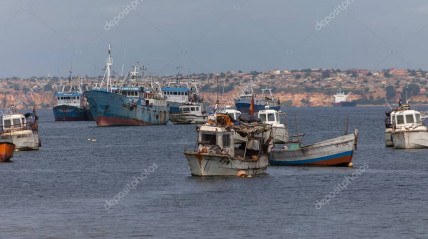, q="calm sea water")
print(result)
[0,107,427,239]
